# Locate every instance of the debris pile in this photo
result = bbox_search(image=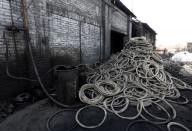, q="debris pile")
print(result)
[76,37,191,130]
